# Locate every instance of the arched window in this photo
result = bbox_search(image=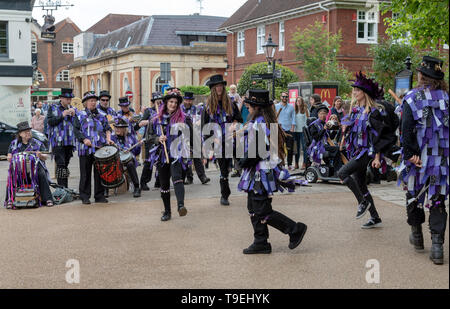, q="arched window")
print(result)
[124,76,130,93]
[97,79,101,95]
[203,77,211,86]
[90,79,95,92]
[155,76,165,93]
